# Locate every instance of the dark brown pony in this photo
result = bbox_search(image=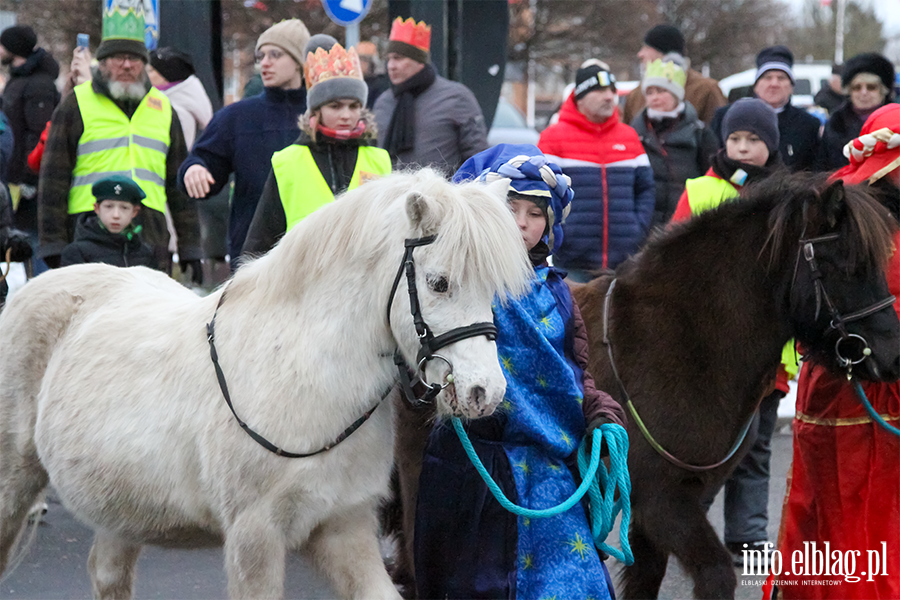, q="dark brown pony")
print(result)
[573,174,899,599]
[389,174,900,599]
